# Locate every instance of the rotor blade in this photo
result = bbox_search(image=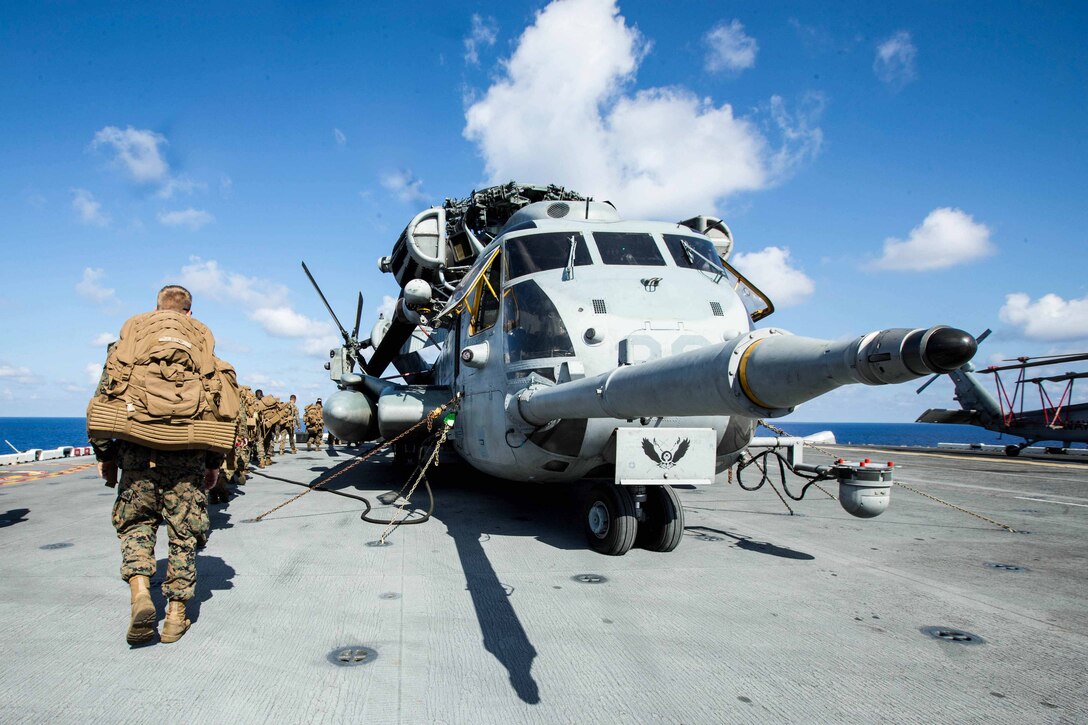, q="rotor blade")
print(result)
[301,261,349,342]
[984,352,1088,373]
[352,292,364,340]
[364,317,416,377]
[915,373,941,394]
[1024,371,1088,384]
[976,328,992,345]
